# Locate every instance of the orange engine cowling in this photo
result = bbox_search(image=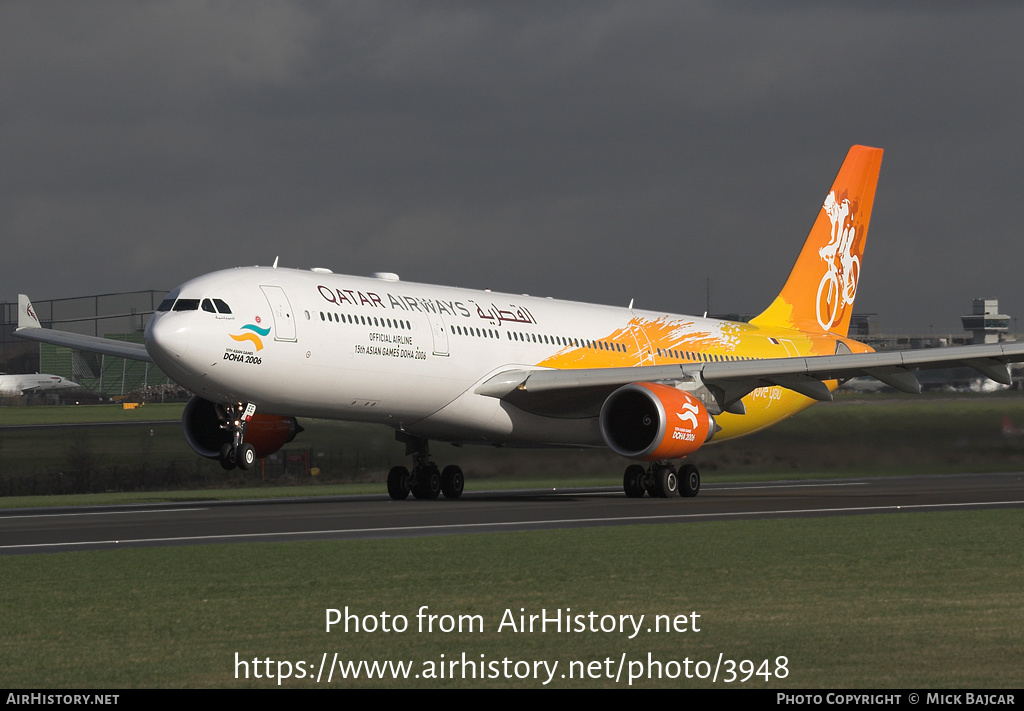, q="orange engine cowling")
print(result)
[599,382,714,460]
[182,396,302,460]
[244,414,303,458]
